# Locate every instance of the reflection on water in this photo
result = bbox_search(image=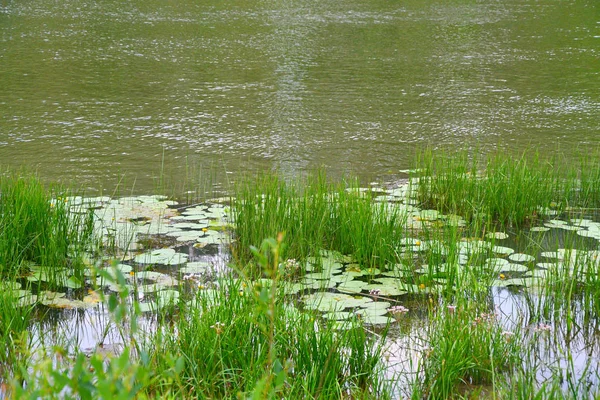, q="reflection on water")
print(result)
[1,0,599,193]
